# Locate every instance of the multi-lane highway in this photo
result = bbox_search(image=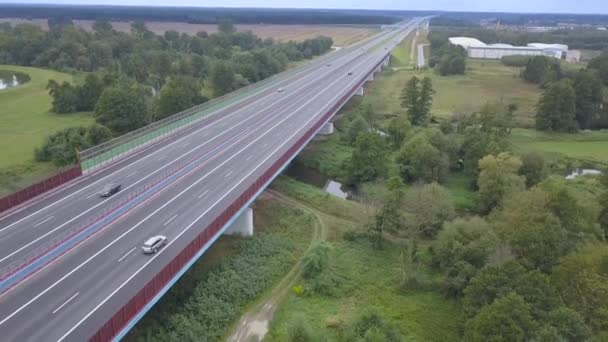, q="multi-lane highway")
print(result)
[0,18,423,341]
